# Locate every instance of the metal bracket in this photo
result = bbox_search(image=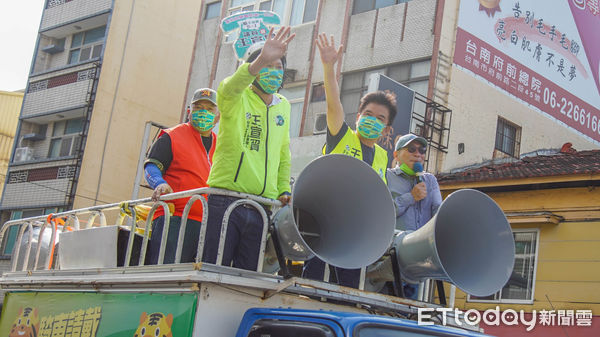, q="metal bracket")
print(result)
[268,224,292,279]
